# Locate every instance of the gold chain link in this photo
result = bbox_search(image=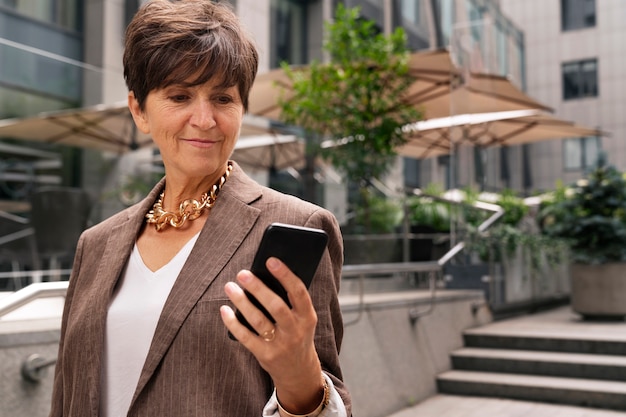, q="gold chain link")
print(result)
[145,162,233,232]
